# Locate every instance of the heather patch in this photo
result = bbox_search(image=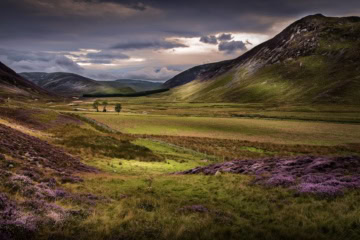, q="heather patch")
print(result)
[0,123,97,175]
[0,169,104,239]
[179,156,360,196]
[0,107,81,131]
